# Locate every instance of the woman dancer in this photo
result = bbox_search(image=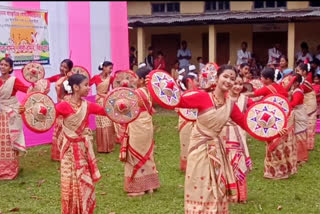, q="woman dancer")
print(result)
[56,74,107,214]
[123,66,160,197]
[0,57,29,180]
[288,74,308,164]
[48,59,73,161]
[220,73,254,203]
[295,62,317,150]
[246,67,297,179]
[89,61,116,153]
